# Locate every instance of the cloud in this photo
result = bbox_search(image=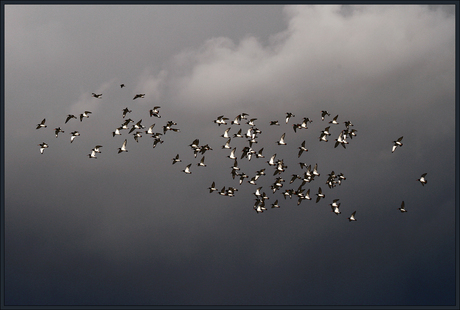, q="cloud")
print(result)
[166,5,454,113]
